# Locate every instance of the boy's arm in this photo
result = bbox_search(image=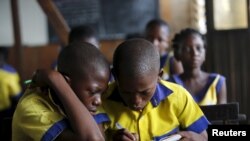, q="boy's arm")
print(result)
[33,69,104,141]
[178,130,208,141]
